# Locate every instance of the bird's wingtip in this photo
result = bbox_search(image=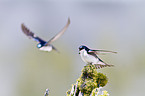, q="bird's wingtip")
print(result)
[67,17,70,24]
[113,51,117,54]
[21,23,24,27]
